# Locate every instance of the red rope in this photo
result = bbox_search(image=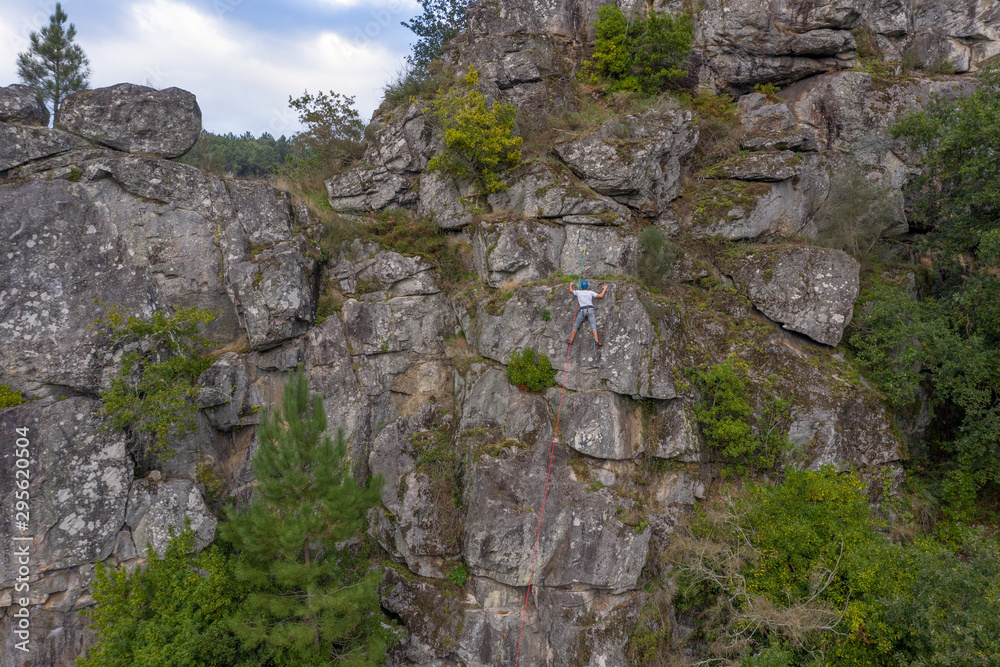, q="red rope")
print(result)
[514,300,578,665]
